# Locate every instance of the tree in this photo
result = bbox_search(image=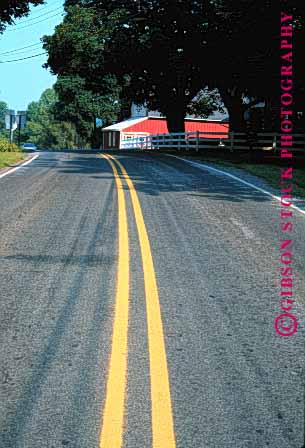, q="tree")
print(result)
[187,88,225,118]
[0,100,8,138]
[0,0,44,32]
[23,88,79,149]
[43,1,224,133]
[205,1,305,132]
[53,75,120,146]
[98,0,218,132]
[56,0,278,132]
[197,0,279,132]
[44,0,305,134]
[43,5,122,144]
